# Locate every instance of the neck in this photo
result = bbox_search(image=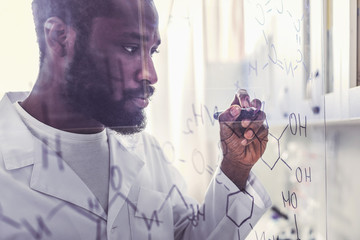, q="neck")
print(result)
[21,66,104,134]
